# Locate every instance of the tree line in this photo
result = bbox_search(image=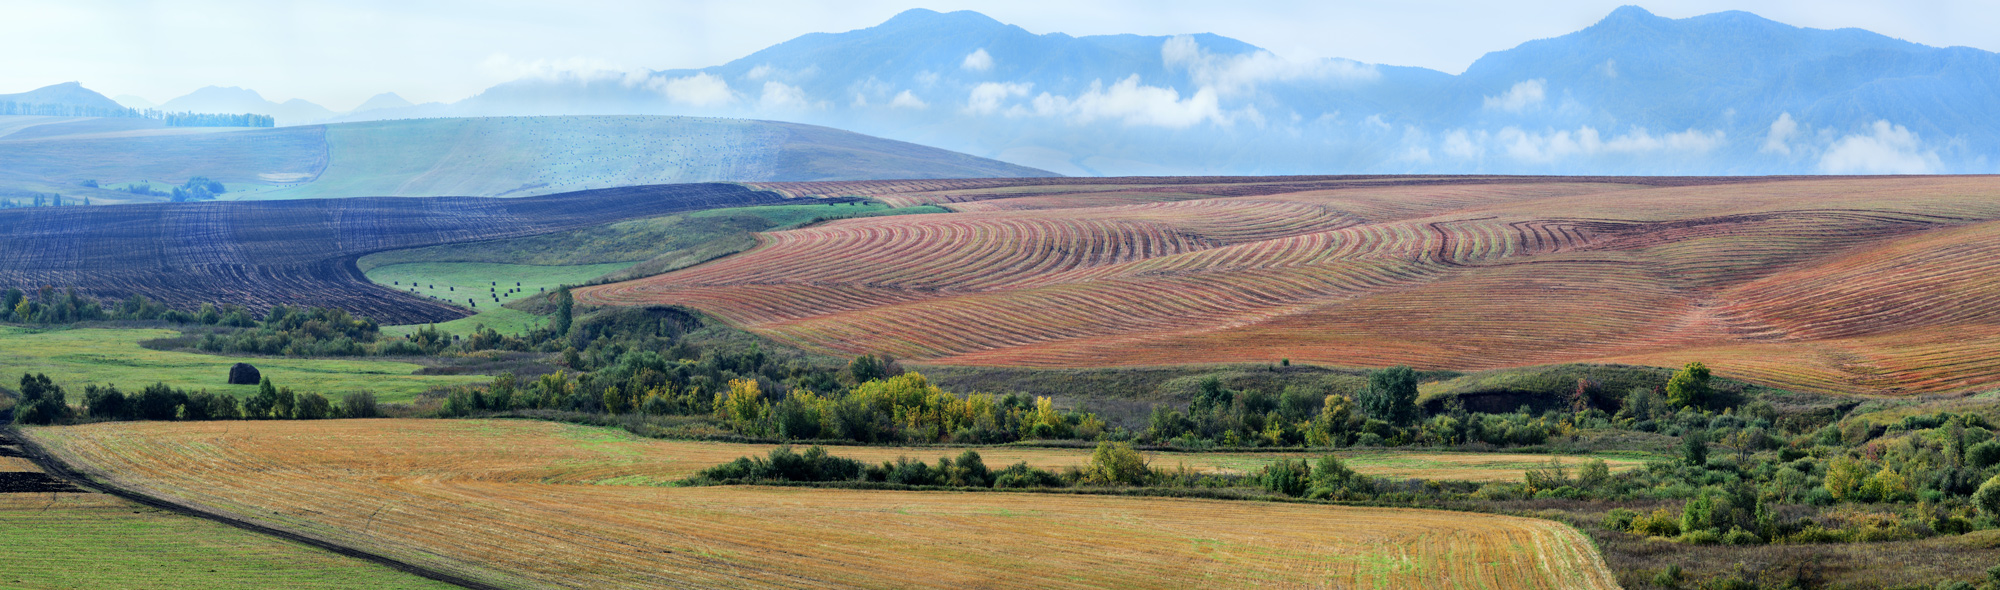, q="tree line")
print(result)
[10,373,377,425]
[0,101,272,127]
